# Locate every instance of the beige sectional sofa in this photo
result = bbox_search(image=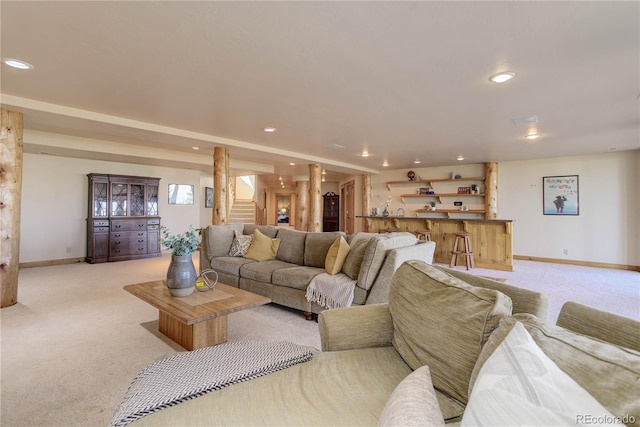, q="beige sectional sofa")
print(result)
[123,260,640,427]
[199,224,436,317]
